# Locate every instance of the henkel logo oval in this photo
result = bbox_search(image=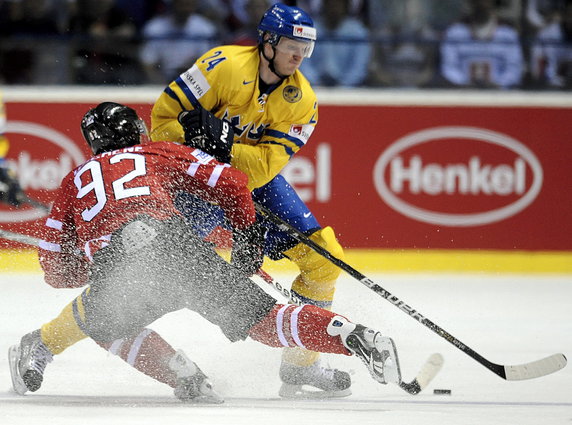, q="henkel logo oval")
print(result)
[373,126,543,227]
[0,121,86,223]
